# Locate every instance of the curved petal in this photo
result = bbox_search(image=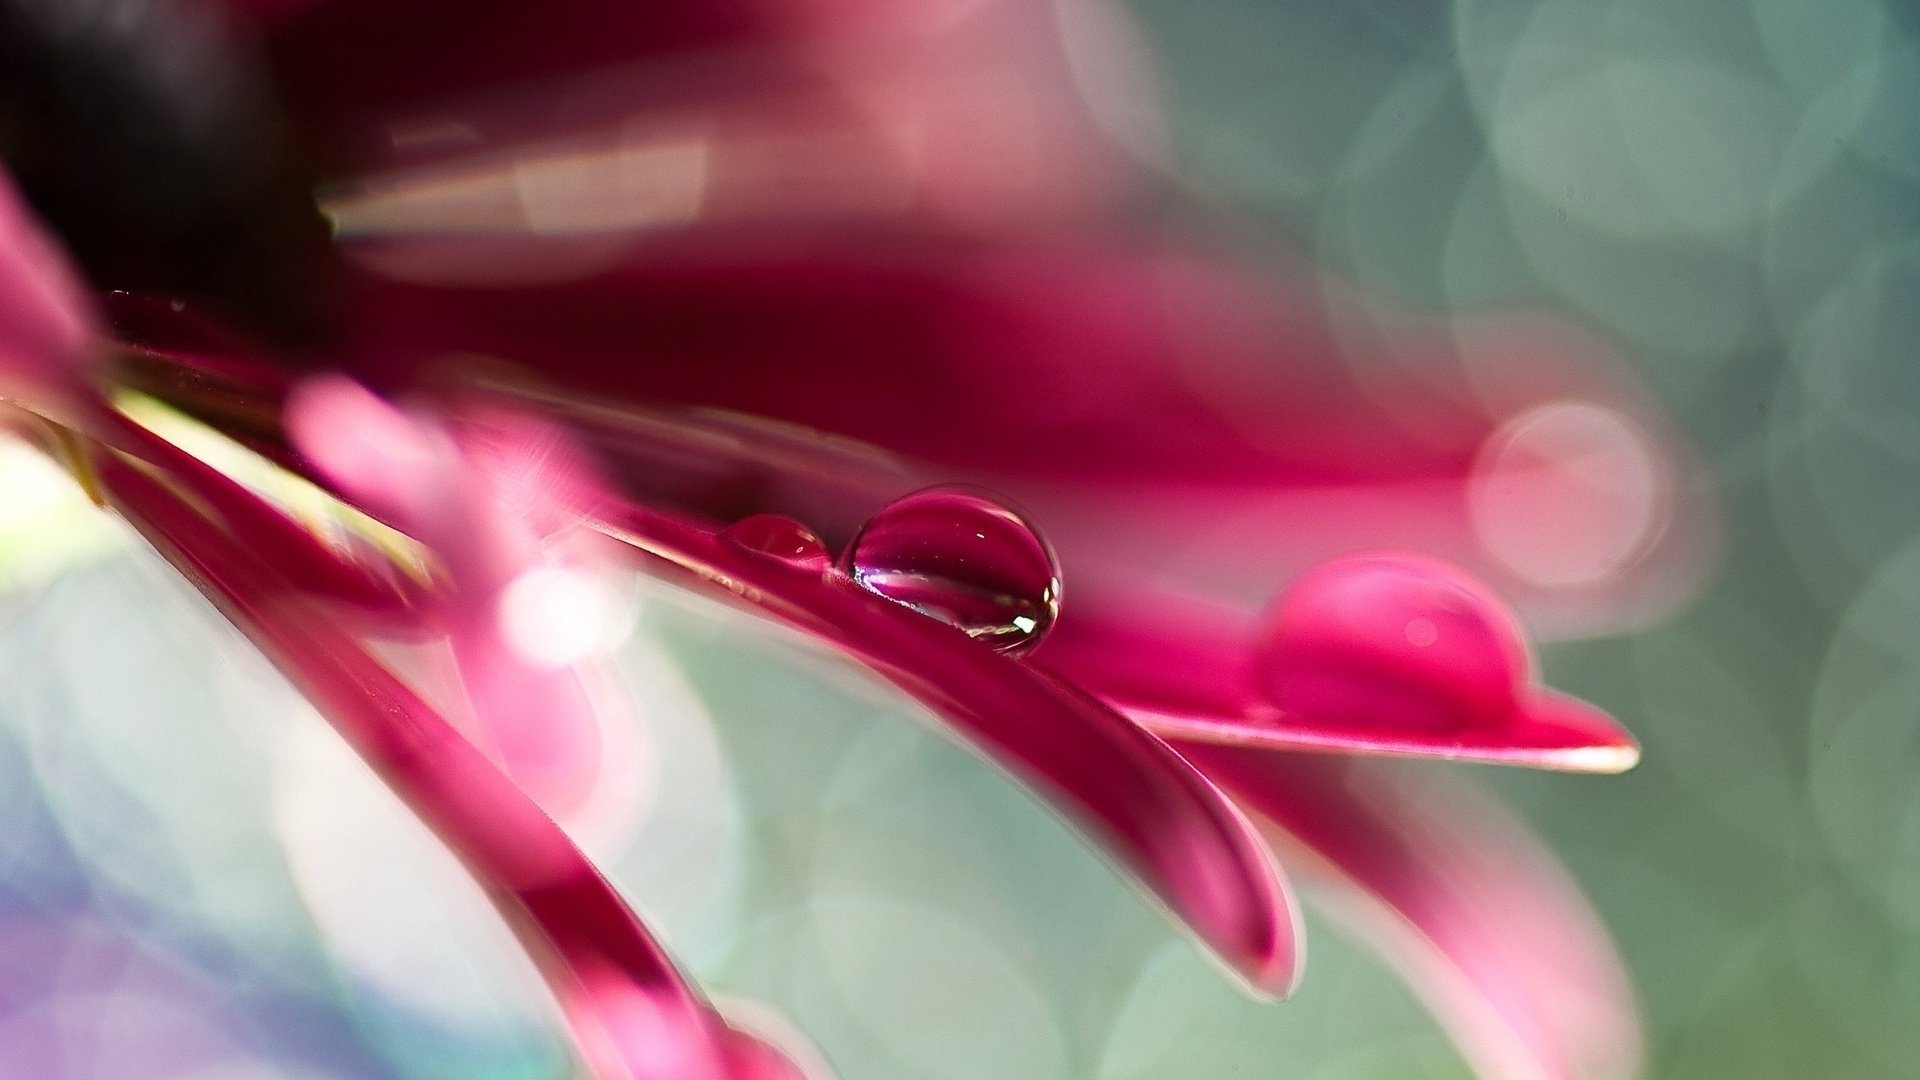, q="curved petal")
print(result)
[89,446,740,1080]
[1180,749,1643,1080]
[590,501,1300,996]
[1039,589,1639,774]
[96,407,423,615]
[335,239,1701,633]
[101,317,1641,779]
[103,248,1704,639]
